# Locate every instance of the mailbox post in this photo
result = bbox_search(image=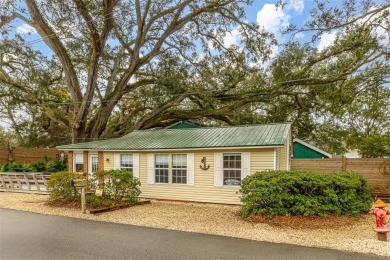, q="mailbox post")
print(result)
[71,179,88,214]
